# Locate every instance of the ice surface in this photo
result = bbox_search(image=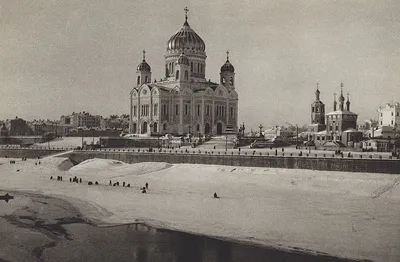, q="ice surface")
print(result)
[0,156,399,262]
